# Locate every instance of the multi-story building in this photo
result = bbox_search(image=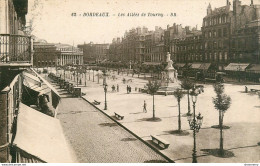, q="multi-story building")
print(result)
[33,42,83,67]
[55,43,83,66]
[0,0,32,162]
[108,26,166,64]
[202,0,260,71]
[33,41,59,67]
[78,42,109,64]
